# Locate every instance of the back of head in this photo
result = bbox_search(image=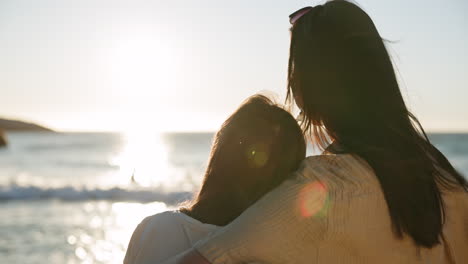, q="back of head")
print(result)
[182,94,306,226]
[287,0,467,247]
[288,0,398,137]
